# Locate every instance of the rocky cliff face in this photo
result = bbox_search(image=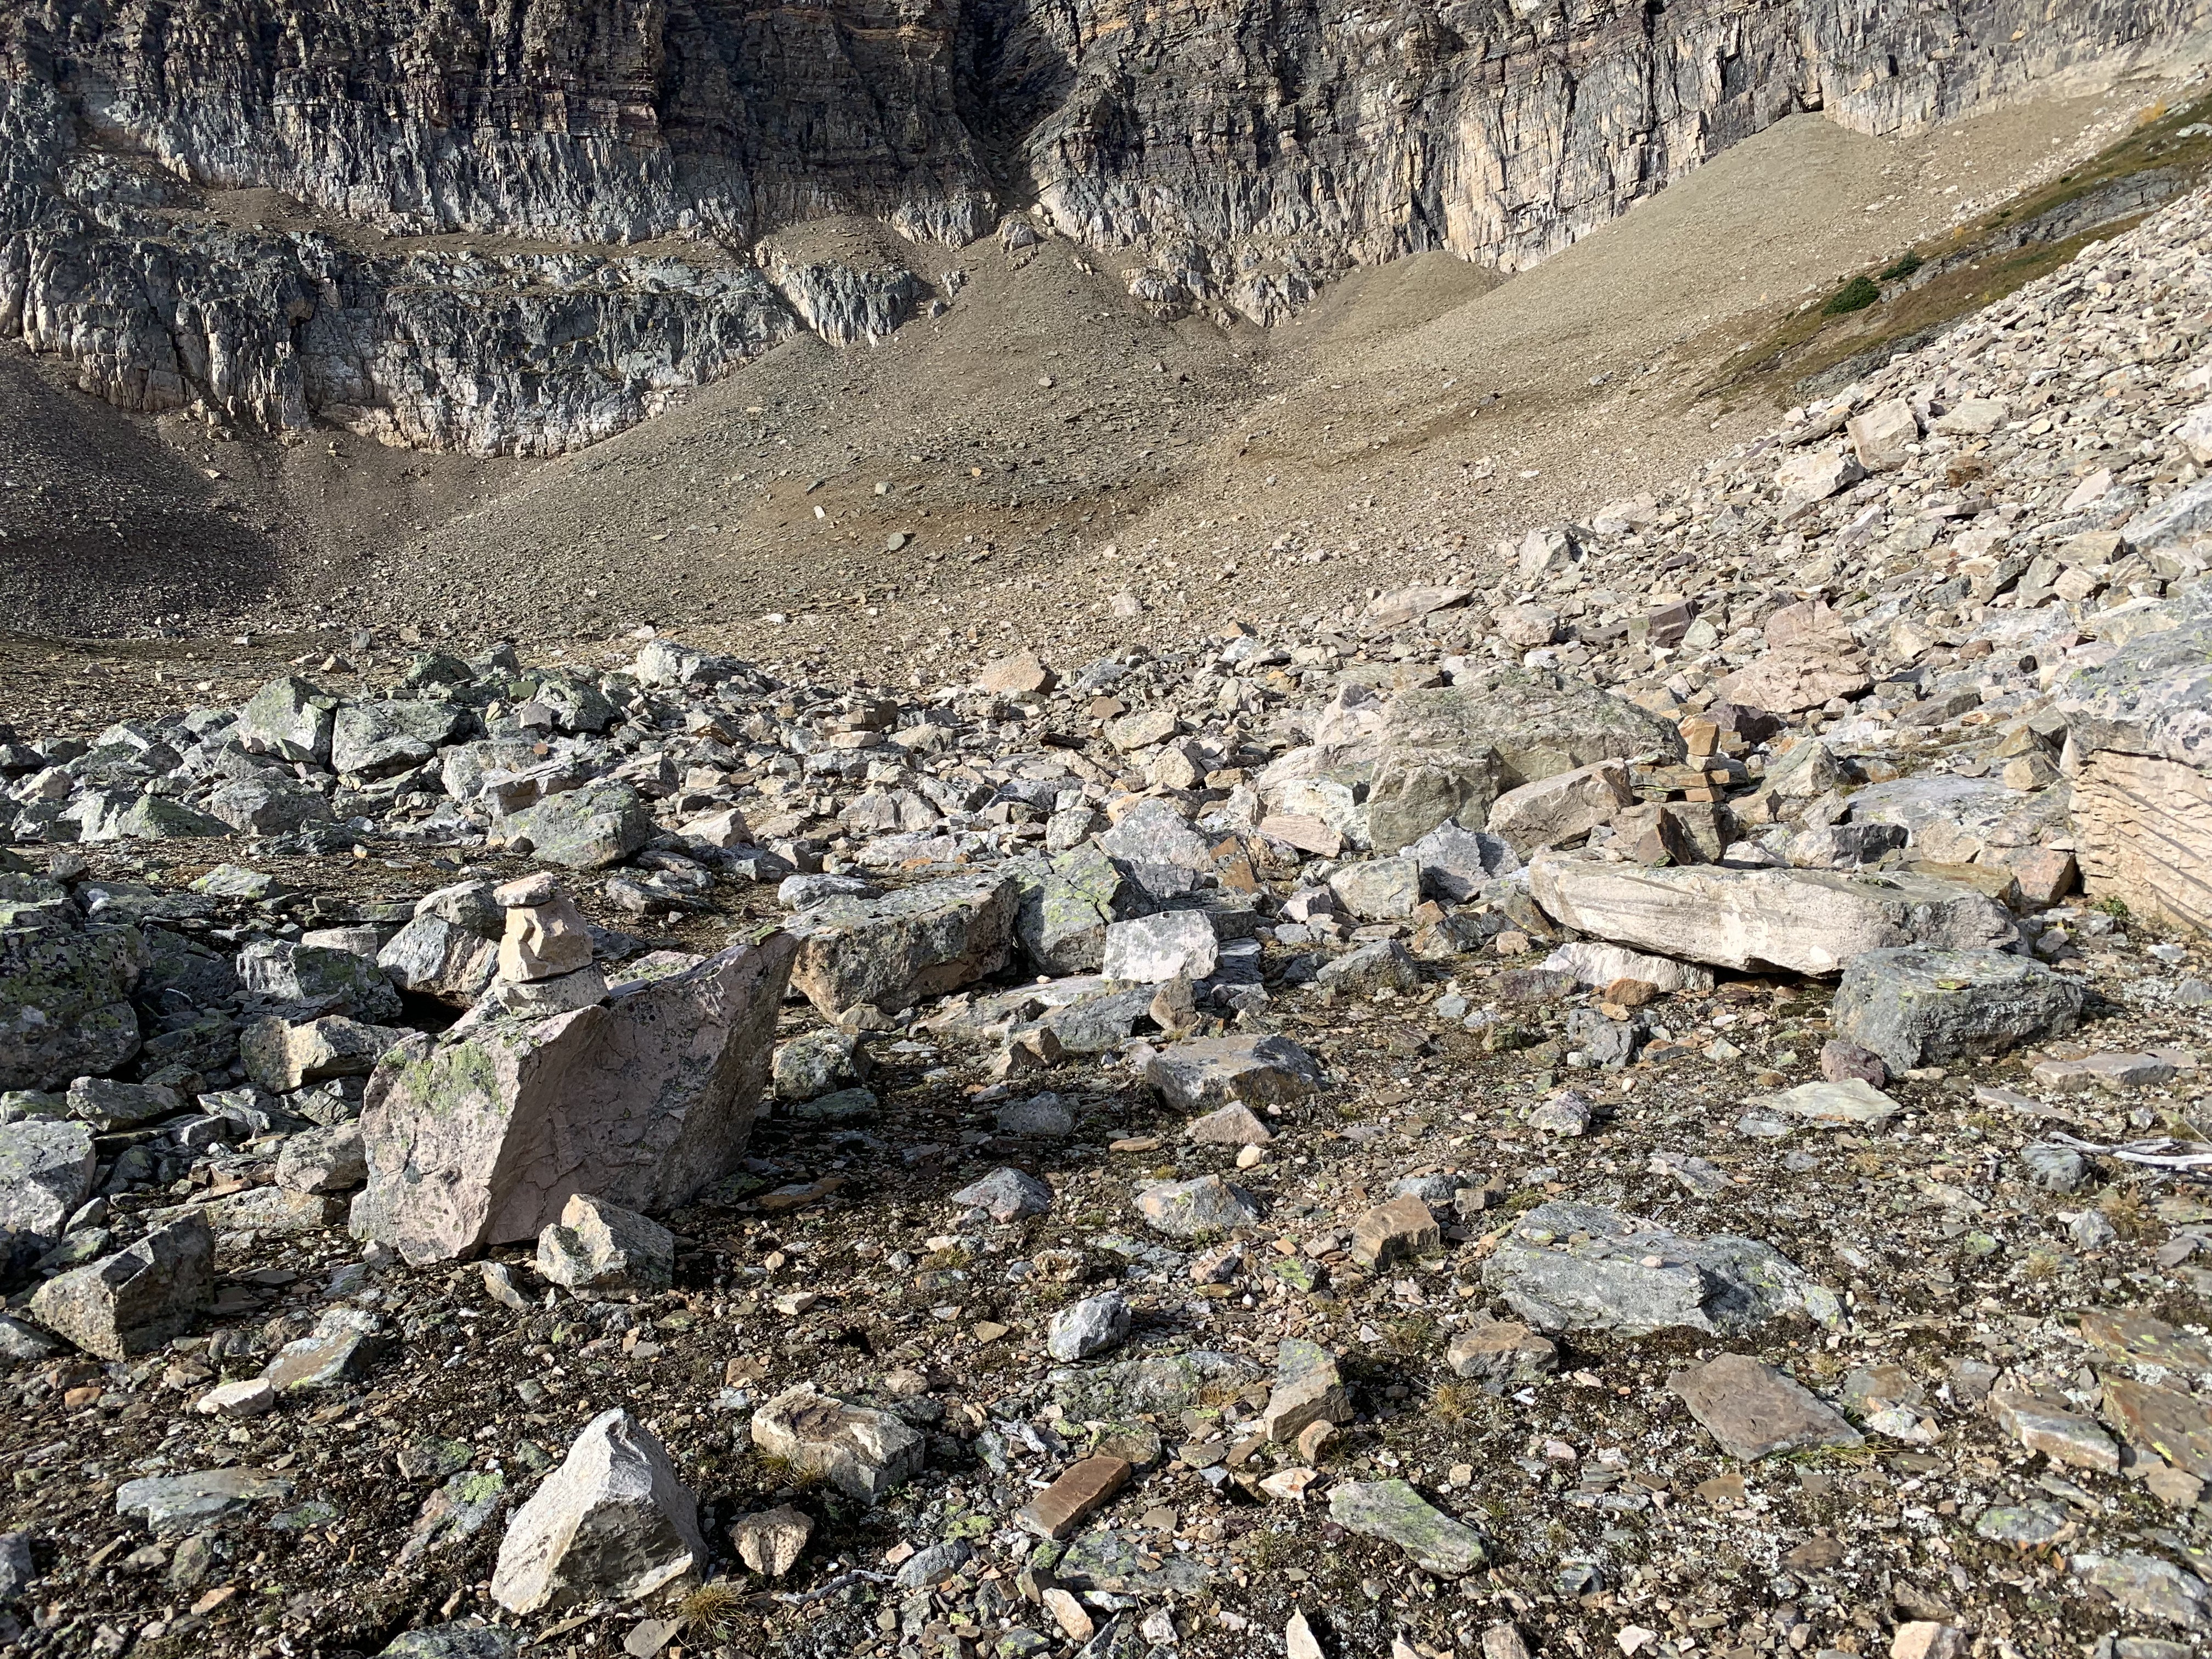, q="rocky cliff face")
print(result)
[1,0,2202,453]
